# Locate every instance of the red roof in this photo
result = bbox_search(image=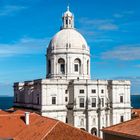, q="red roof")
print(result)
[102,118,140,139]
[132,109,140,117]
[0,110,101,140]
[0,110,9,114]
